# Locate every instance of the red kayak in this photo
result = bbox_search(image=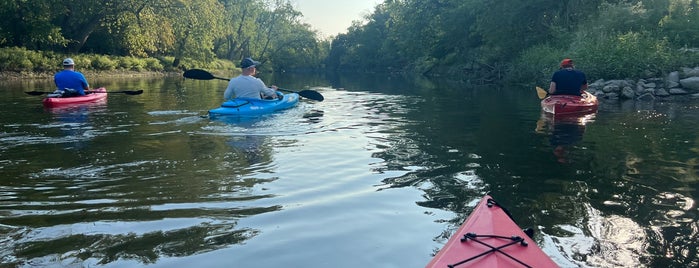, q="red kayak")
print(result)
[541,92,598,115]
[426,195,558,268]
[42,87,108,107]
